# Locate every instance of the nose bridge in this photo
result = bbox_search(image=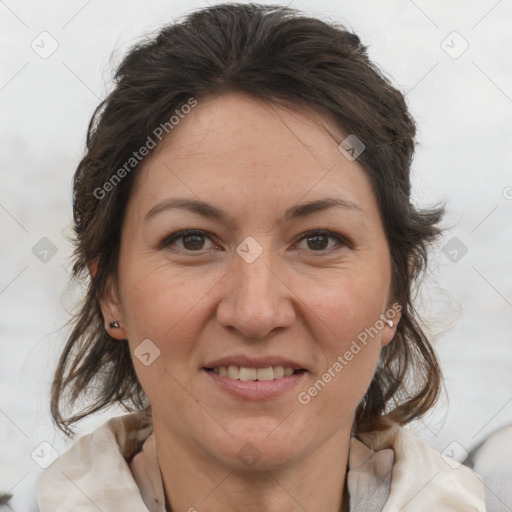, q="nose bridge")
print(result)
[237,245,276,299]
[217,238,295,339]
